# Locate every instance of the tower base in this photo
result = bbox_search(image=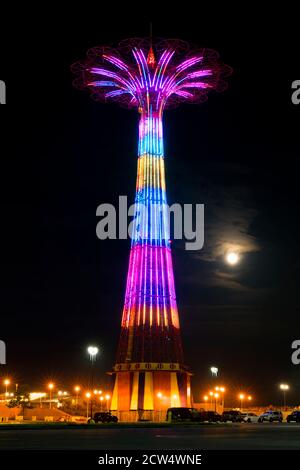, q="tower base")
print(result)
[110,363,191,422]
